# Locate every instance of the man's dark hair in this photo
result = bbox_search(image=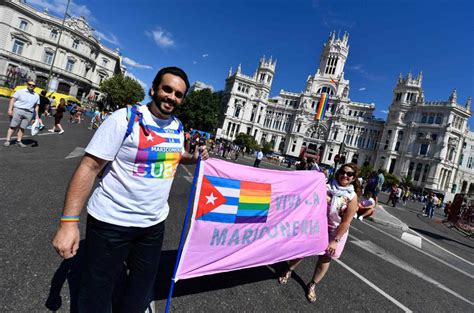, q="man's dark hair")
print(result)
[151,66,190,96]
[41,90,47,96]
